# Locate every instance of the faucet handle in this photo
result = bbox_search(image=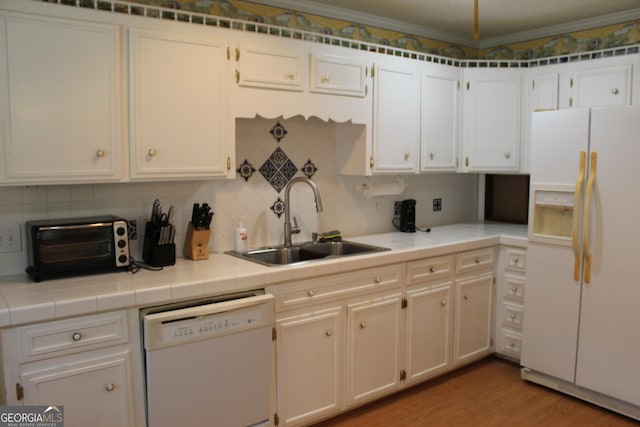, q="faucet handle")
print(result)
[291,216,301,235]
